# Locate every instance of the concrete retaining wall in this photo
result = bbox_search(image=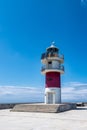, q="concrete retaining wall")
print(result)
[12,103,76,113]
[0,102,86,111]
[0,102,42,109]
